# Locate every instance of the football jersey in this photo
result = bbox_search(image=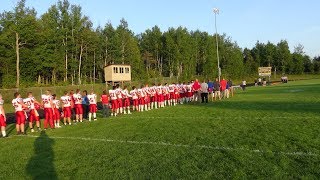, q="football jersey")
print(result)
[109,90,117,100]
[87,94,97,105]
[12,98,23,112]
[130,90,138,100]
[121,90,131,99]
[23,97,36,110]
[156,86,163,95]
[143,87,151,96]
[53,99,60,109]
[42,95,52,108]
[168,85,175,93]
[115,88,123,99]
[137,89,145,97]
[73,93,82,104]
[61,96,71,107]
